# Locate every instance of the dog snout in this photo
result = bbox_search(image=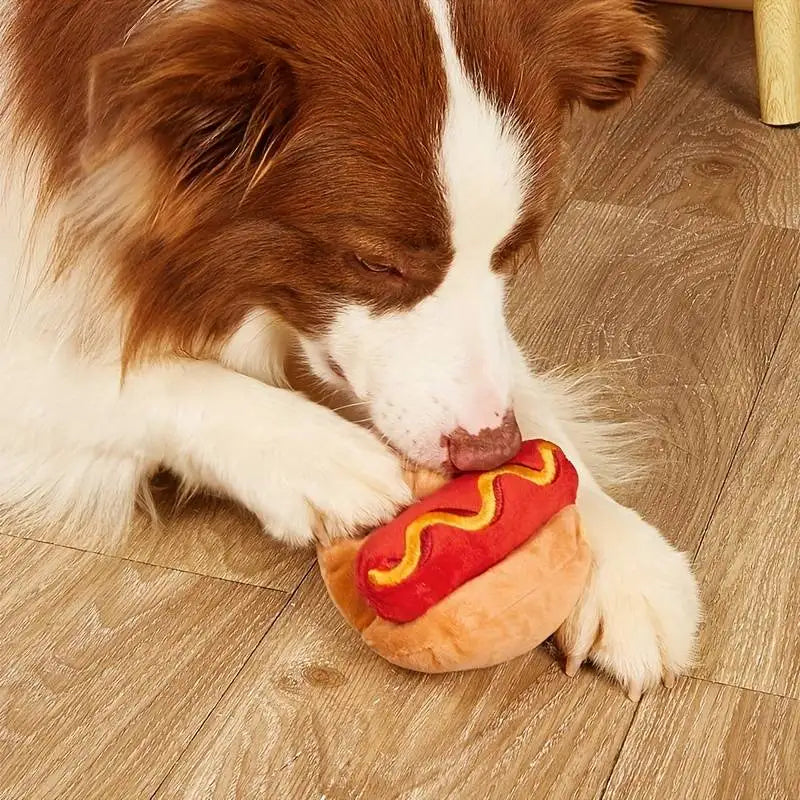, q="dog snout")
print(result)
[445,410,522,472]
